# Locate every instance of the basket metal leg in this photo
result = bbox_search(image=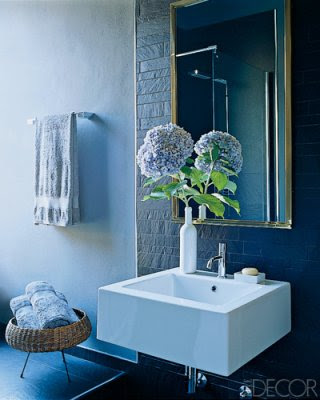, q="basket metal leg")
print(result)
[20,352,31,378]
[61,350,71,383]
